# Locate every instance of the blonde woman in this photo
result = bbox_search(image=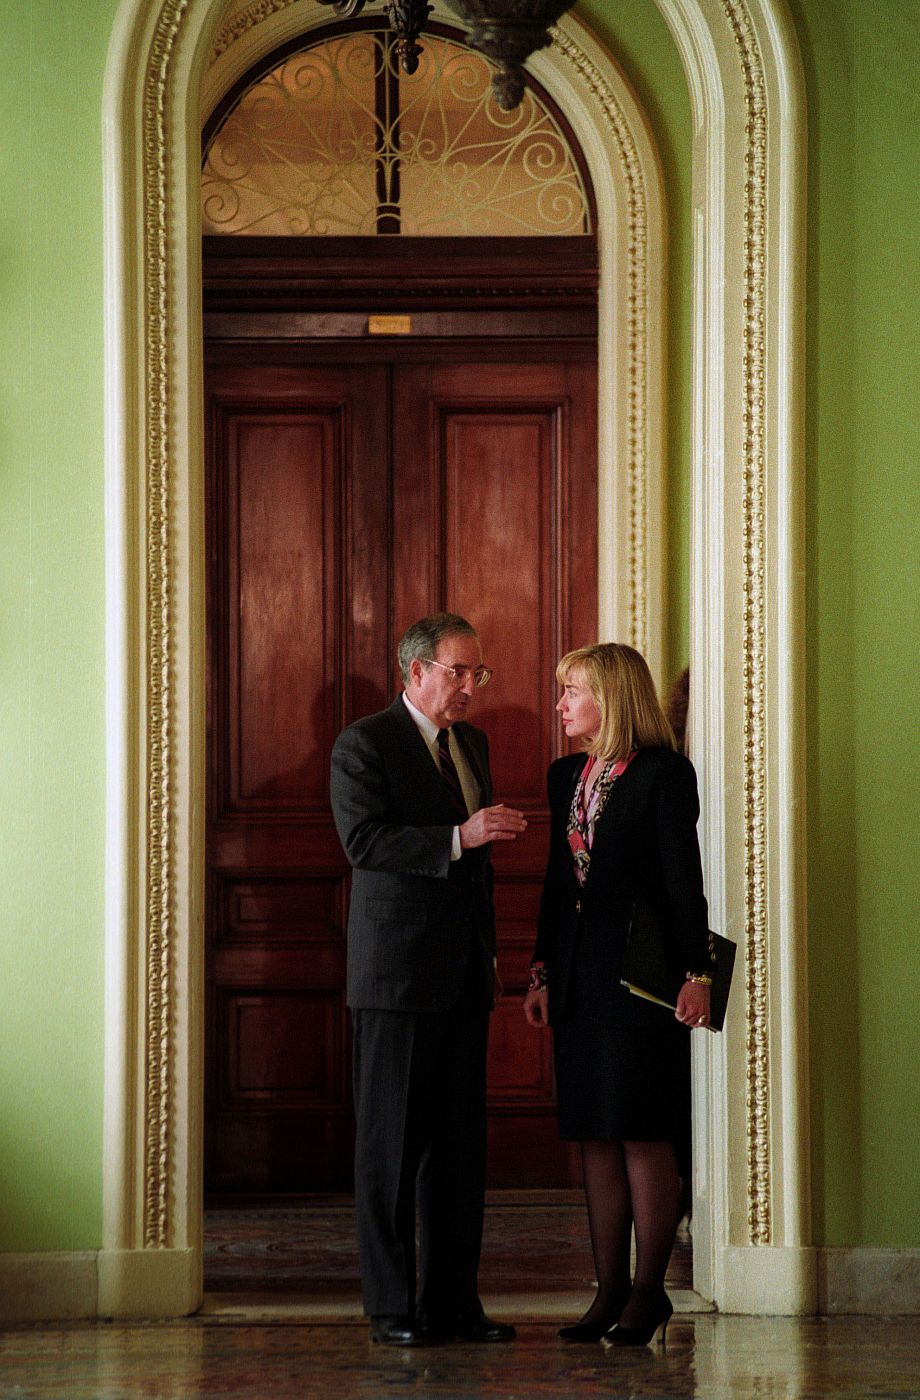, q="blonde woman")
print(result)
[523,644,712,1346]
